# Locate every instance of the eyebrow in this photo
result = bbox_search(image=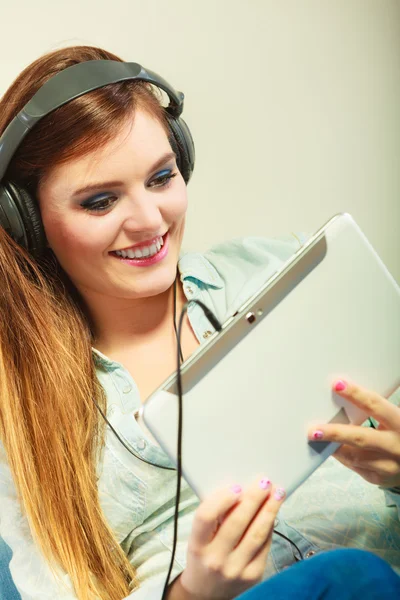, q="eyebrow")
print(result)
[71,151,177,197]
